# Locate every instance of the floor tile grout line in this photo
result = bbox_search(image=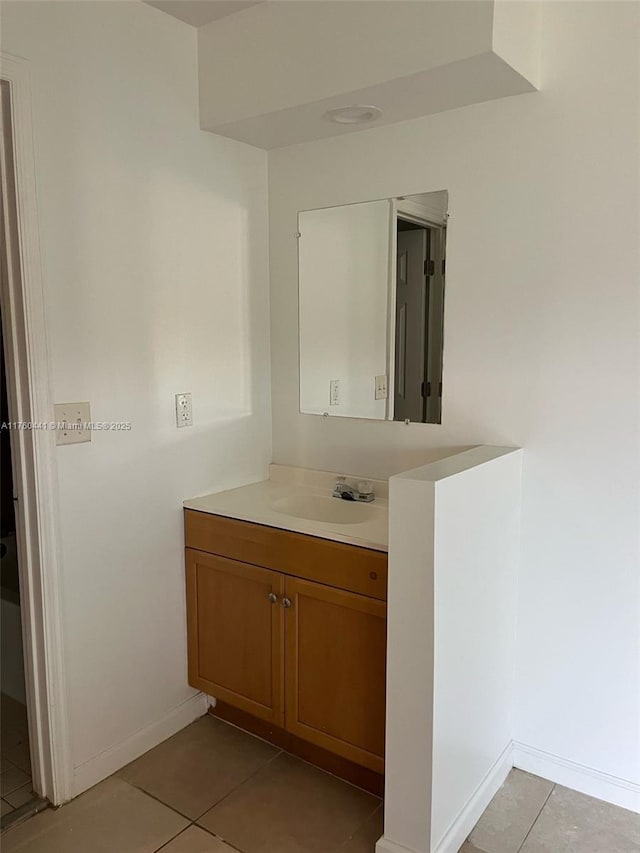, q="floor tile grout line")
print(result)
[118,742,284,827]
[125,712,383,845]
[191,739,382,828]
[271,748,383,801]
[192,748,284,824]
[208,712,383,800]
[333,802,384,853]
[341,800,384,849]
[0,760,30,788]
[28,707,384,851]
[1,780,33,798]
[116,777,198,823]
[2,785,36,811]
[0,756,23,775]
[0,795,49,834]
[1,764,31,775]
[123,715,381,835]
[195,733,381,850]
[1,791,39,812]
[193,821,247,853]
[1,761,32,777]
[191,772,379,853]
[515,783,556,853]
[151,822,196,853]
